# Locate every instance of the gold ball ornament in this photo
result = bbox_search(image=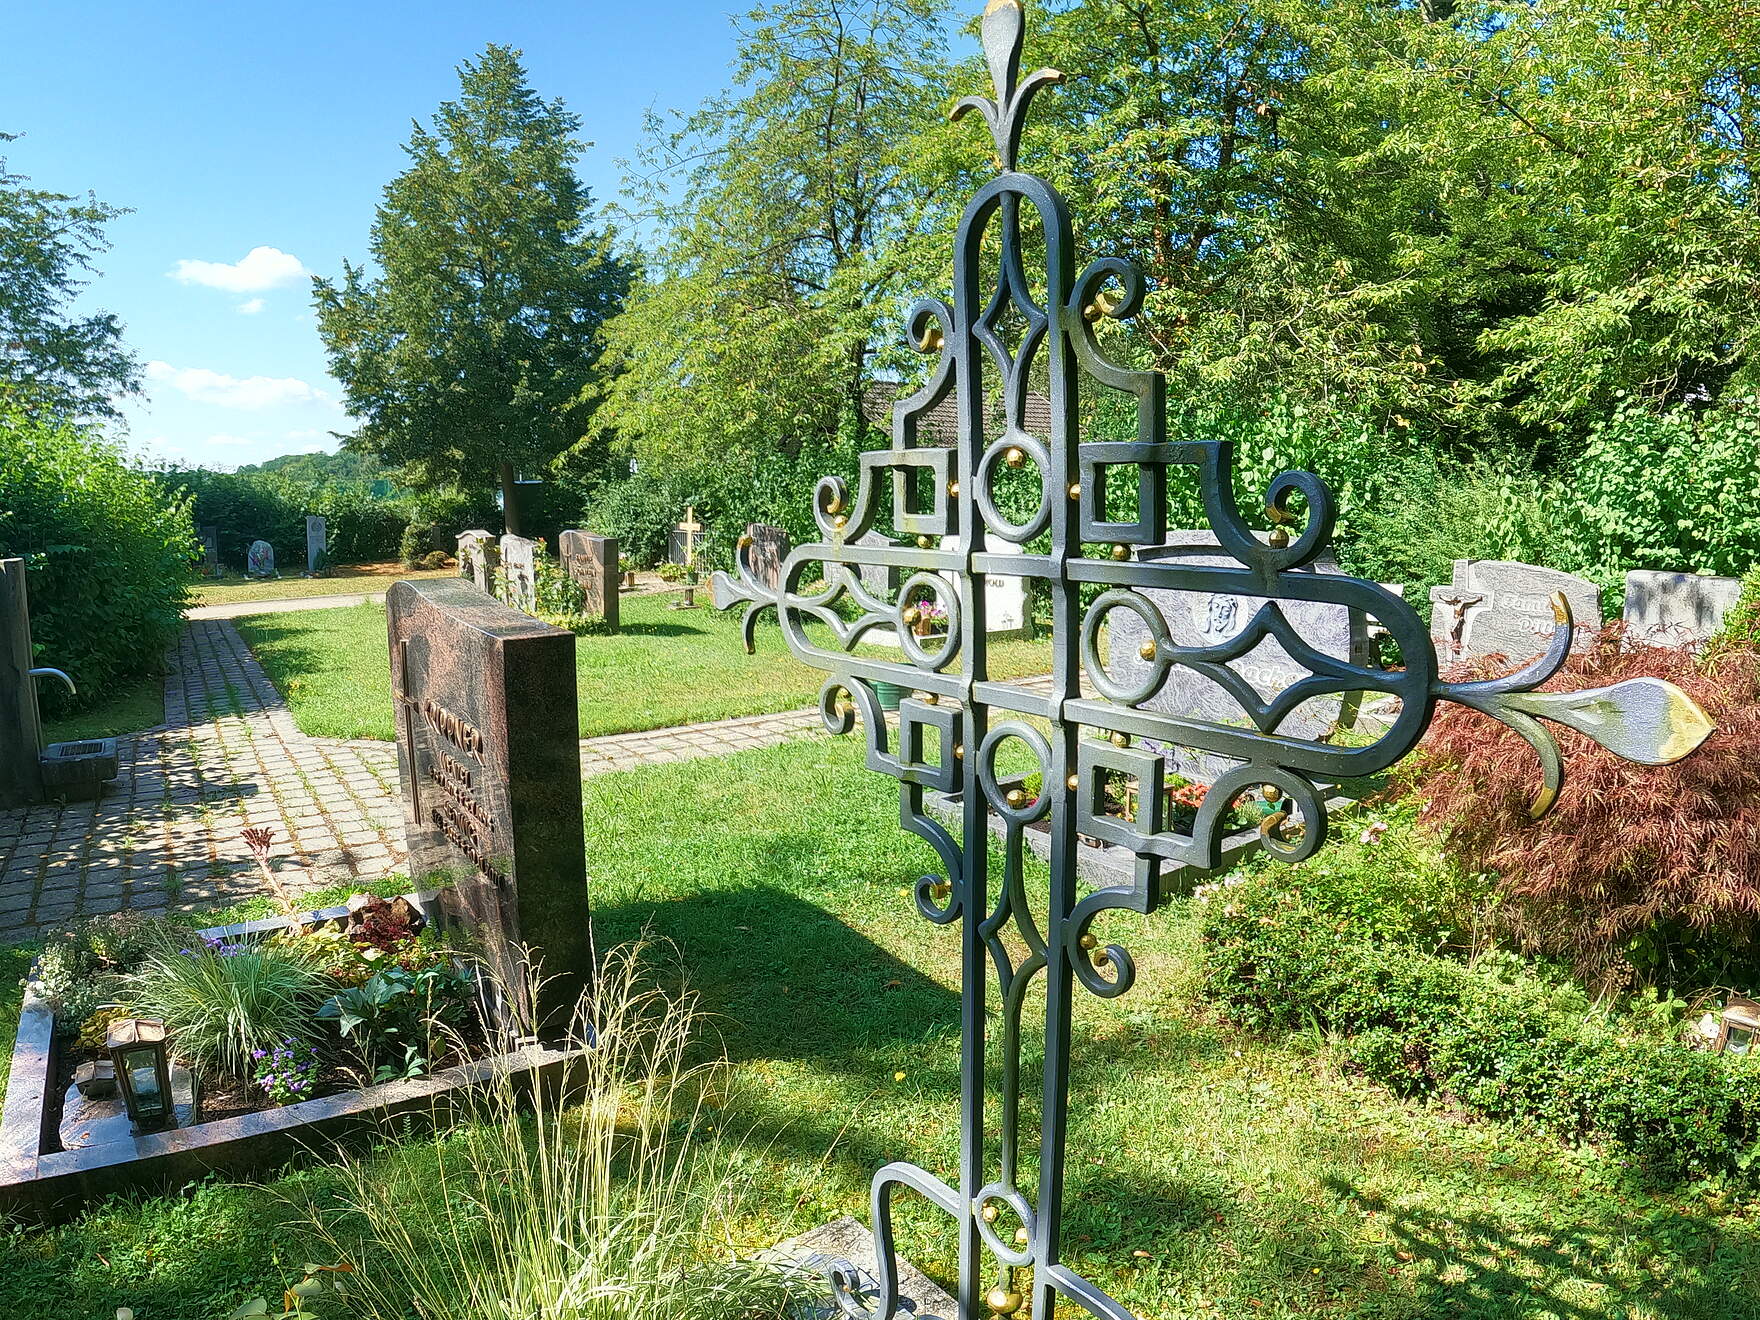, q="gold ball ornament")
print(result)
[917,535,932,550]
[1005,788,1026,807]
[981,1203,1000,1224]
[1109,731,1130,748]
[986,1287,1025,1315]
[1066,773,1080,791]
[1138,639,1157,661]
[1004,446,1026,468]
[1110,544,1130,561]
